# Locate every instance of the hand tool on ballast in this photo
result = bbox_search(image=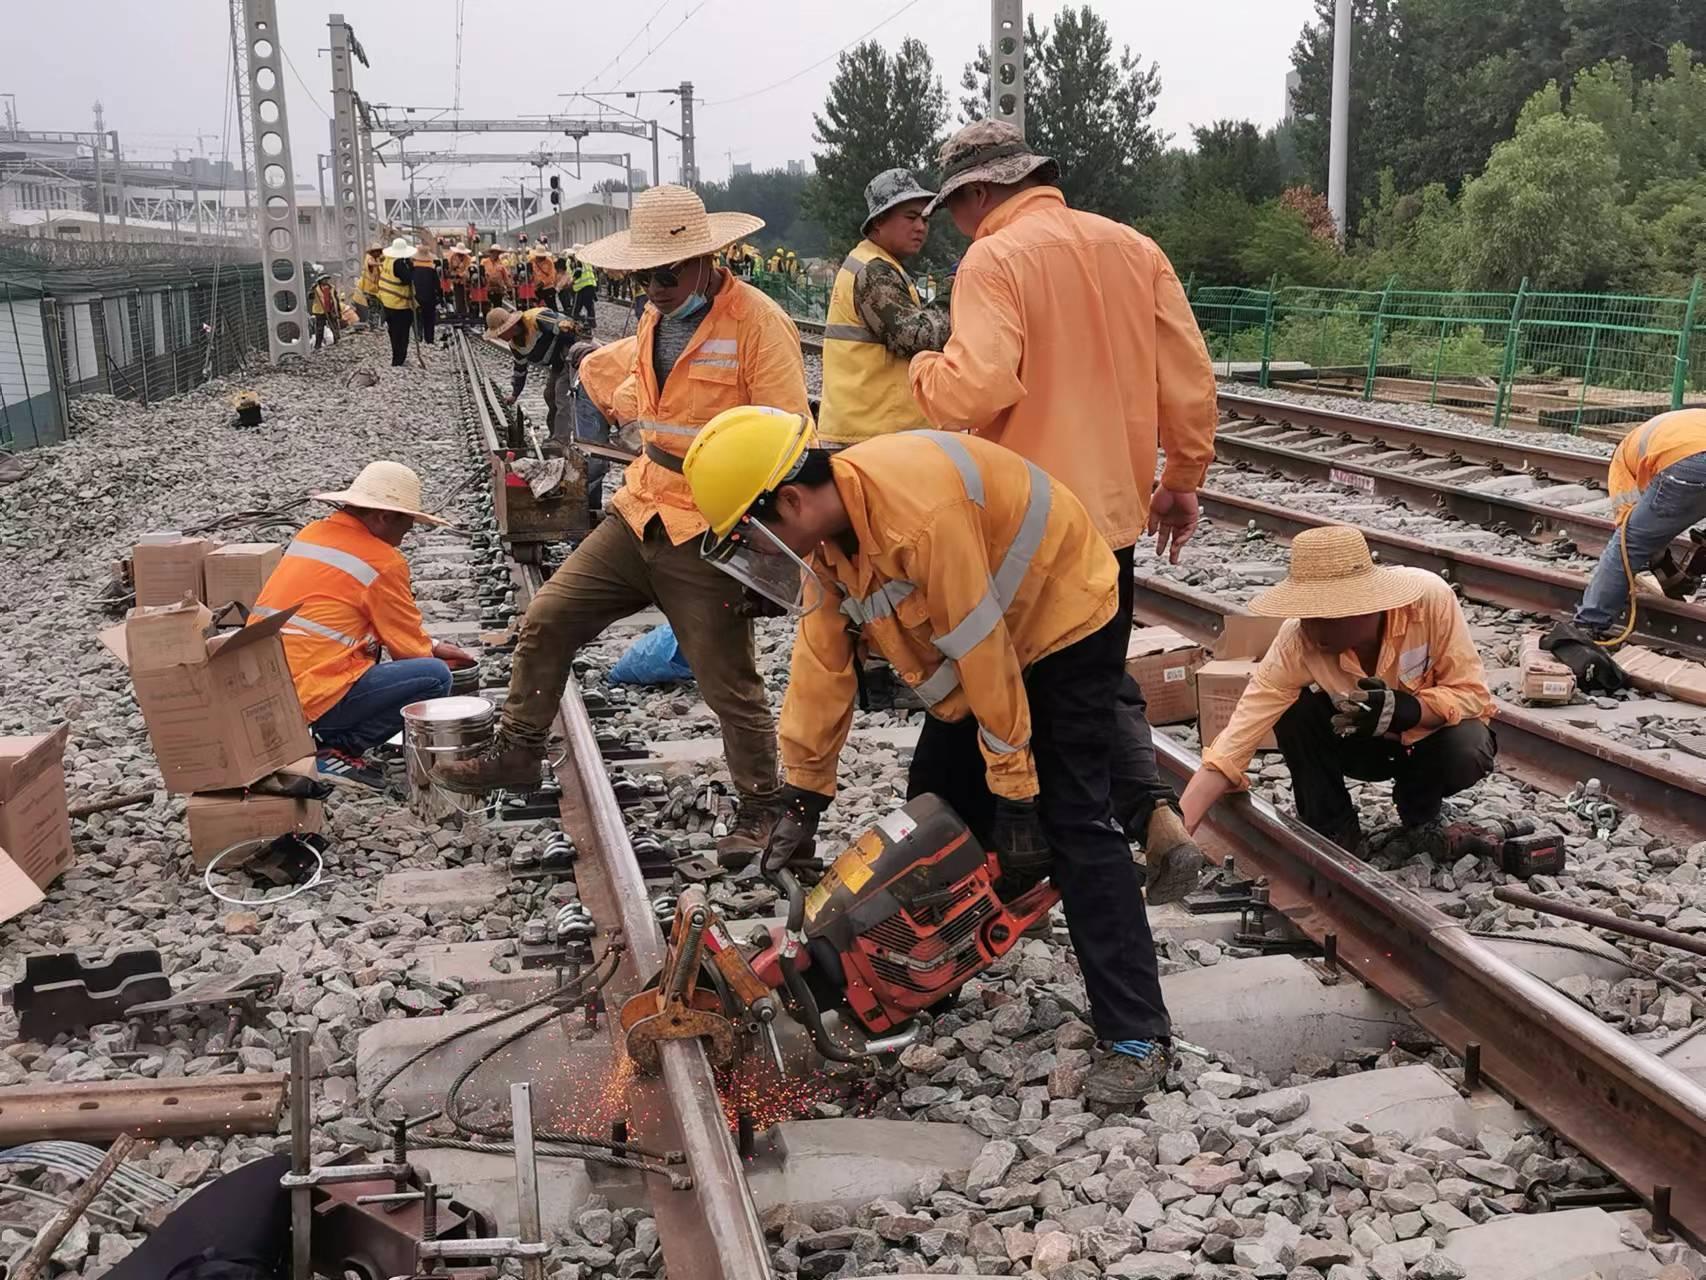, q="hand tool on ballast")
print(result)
[1443,817,1567,878]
